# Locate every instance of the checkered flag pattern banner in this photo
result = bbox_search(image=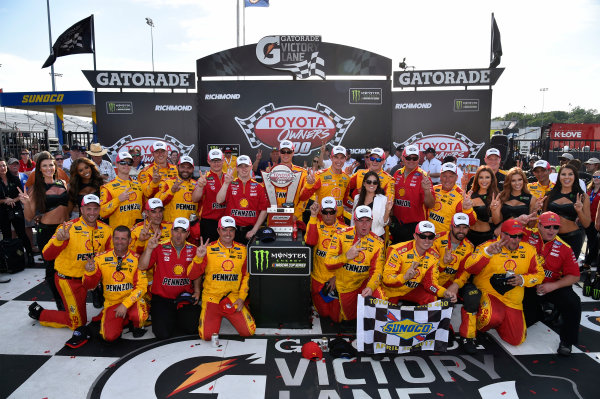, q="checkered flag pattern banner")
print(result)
[315,103,355,146]
[234,104,276,148]
[394,132,484,158]
[279,52,326,79]
[357,296,453,354]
